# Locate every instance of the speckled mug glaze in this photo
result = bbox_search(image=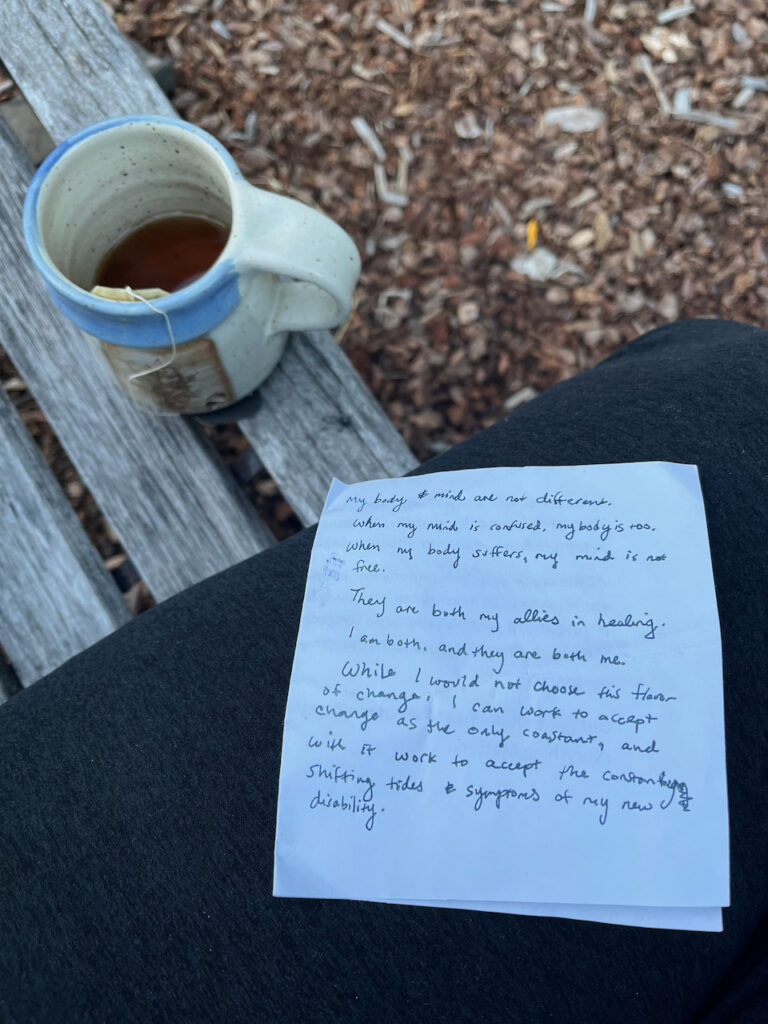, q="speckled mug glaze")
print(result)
[23,115,361,414]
